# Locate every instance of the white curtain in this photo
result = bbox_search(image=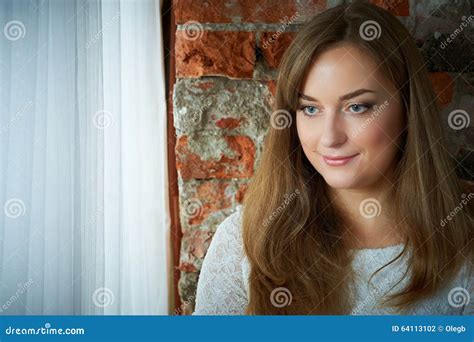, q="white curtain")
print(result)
[0,0,171,314]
